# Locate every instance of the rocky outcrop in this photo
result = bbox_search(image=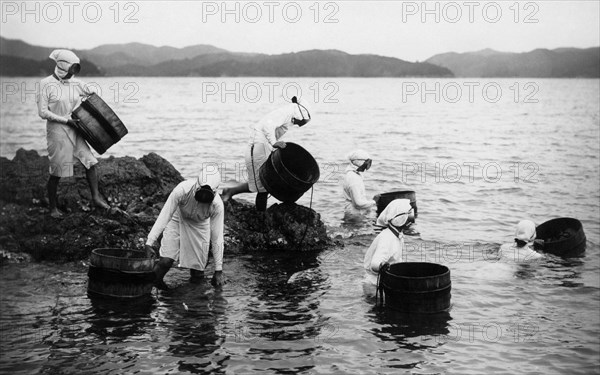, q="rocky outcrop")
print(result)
[0,149,334,263]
